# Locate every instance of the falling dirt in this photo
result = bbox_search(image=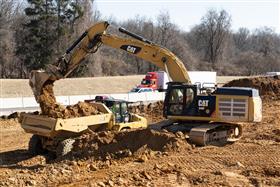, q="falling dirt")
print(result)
[224,75,280,100]
[37,81,102,119]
